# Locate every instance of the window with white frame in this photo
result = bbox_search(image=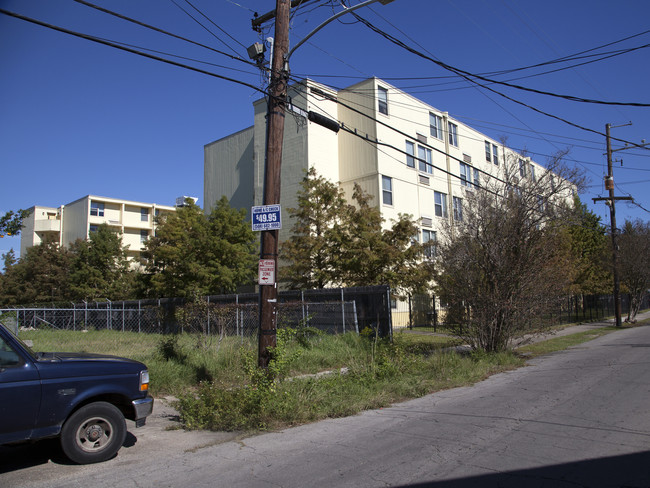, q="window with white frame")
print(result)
[378,86,388,115]
[430,113,443,139]
[485,141,491,162]
[434,191,448,218]
[90,201,104,217]
[141,207,149,222]
[473,167,480,188]
[89,224,99,233]
[422,229,436,258]
[382,175,393,205]
[492,144,499,165]
[406,141,415,168]
[448,122,458,147]
[418,145,433,174]
[460,162,472,188]
[453,196,463,222]
[140,229,149,243]
[530,165,536,182]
